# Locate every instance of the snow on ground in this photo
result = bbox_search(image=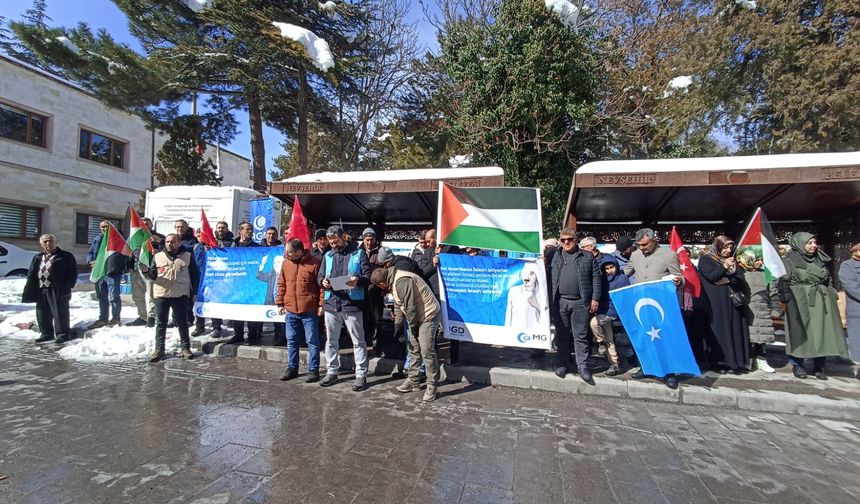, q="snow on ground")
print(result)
[0,277,221,363]
[271,22,335,71]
